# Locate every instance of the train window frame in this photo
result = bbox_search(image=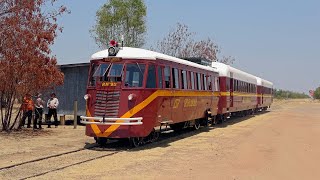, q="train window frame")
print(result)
[203,74,208,91]
[164,66,171,88]
[181,70,187,89]
[197,73,202,90]
[93,63,111,81]
[123,63,146,88]
[146,64,156,88]
[208,75,212,91]
[107,63,124,82]
[172,68,179,89]
[157,66,164,88]
[236,80,239,92]
[190,72,195,90]
[88,63,98,87]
